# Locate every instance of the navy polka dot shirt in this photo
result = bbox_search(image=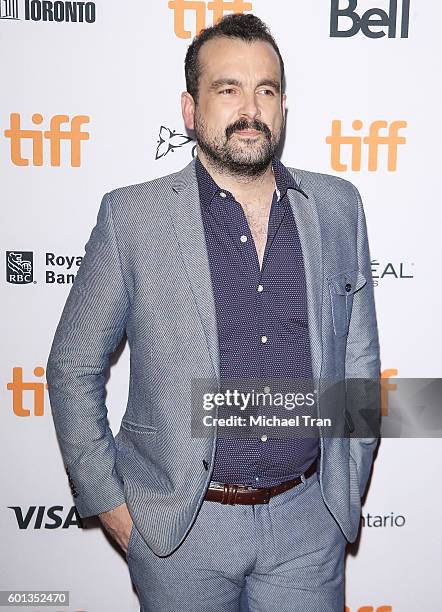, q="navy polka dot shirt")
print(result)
[196,155,319,487]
